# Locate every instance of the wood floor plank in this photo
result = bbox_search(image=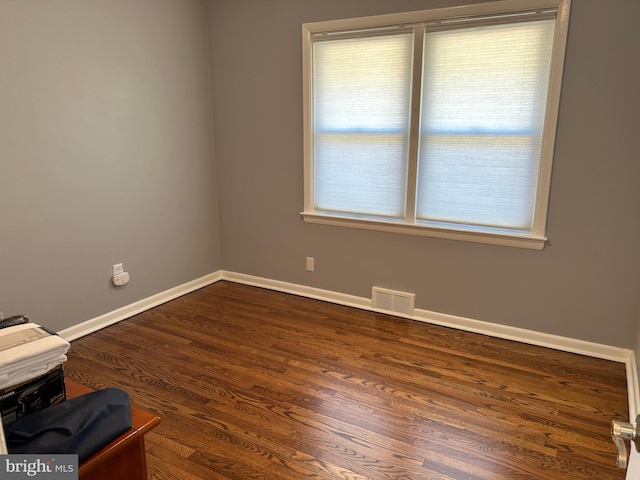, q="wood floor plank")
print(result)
[63,281,628,479]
